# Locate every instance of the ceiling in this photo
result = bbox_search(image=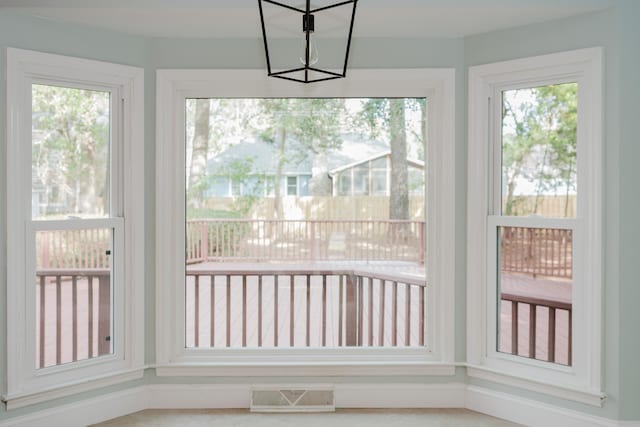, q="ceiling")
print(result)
[0,0,614,39]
